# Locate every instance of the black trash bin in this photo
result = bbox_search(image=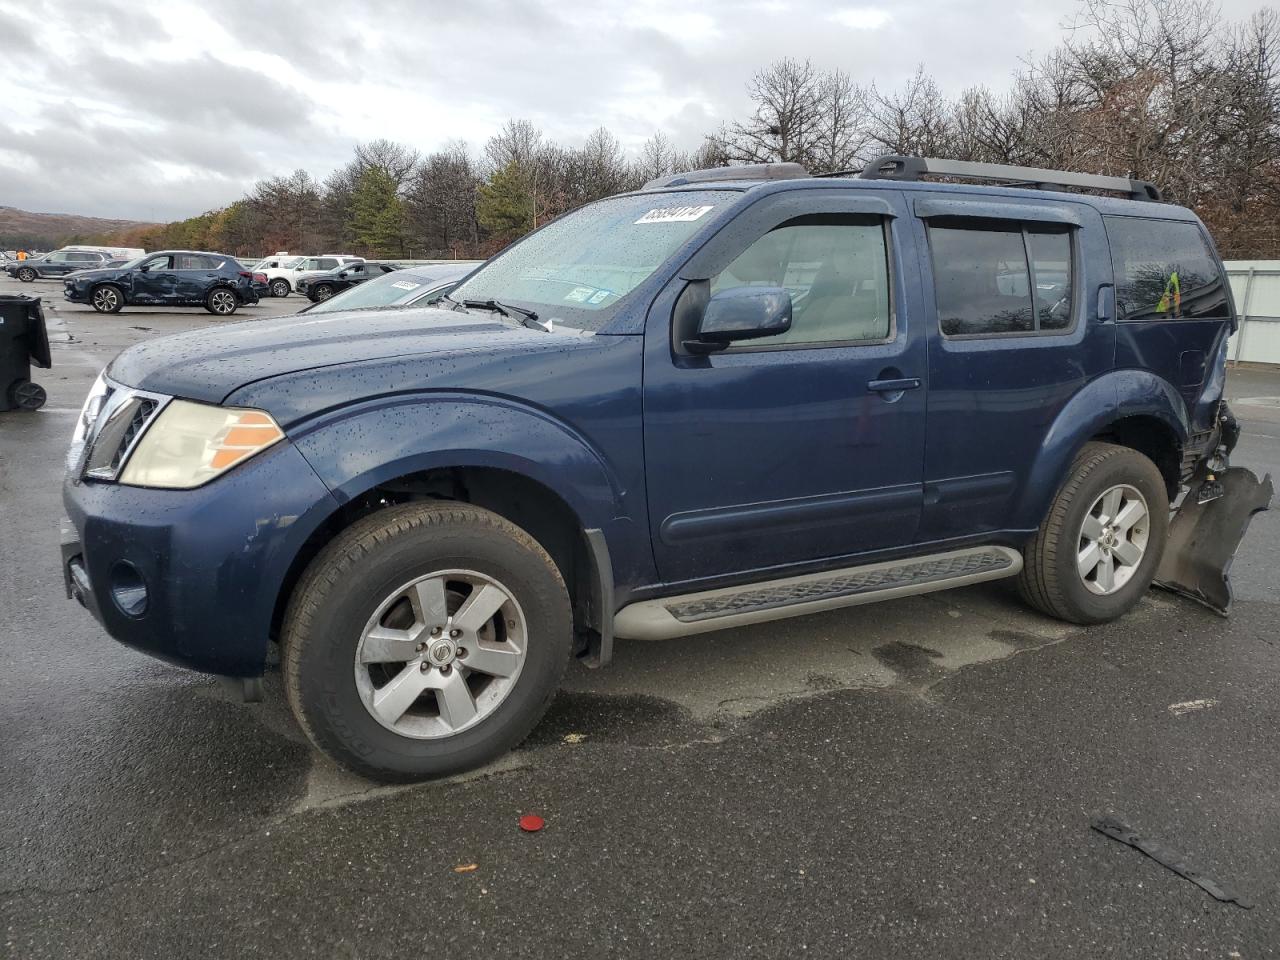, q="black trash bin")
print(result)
[0,294,51,412]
